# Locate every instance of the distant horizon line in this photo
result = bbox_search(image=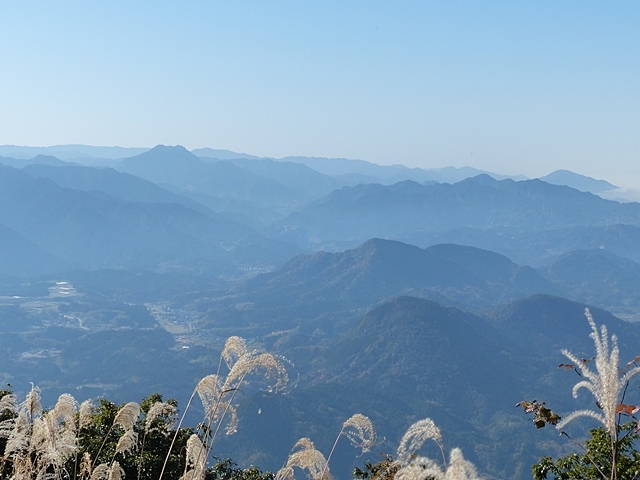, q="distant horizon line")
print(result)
[2,143,637,196]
